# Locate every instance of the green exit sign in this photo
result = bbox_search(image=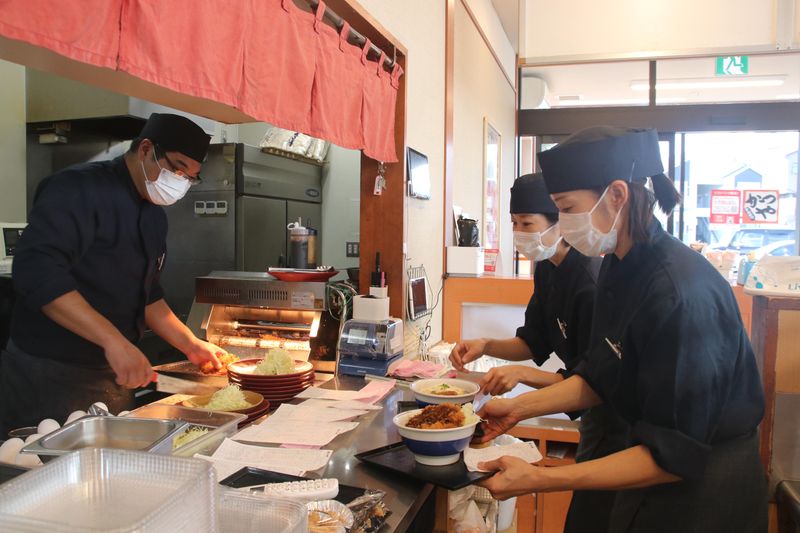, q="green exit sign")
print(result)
[716,56,749,76]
